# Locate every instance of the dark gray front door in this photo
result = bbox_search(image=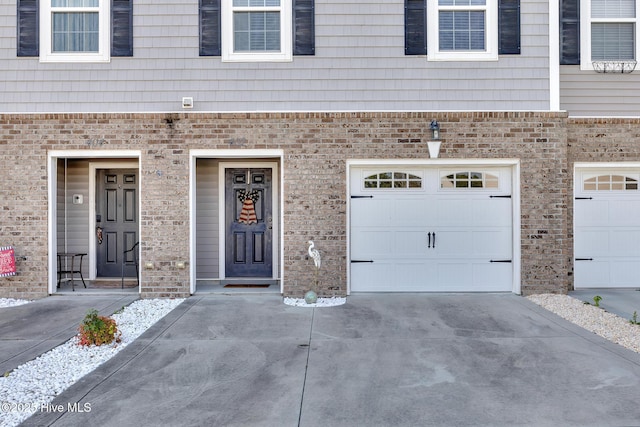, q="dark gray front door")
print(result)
[96,169,138,277]
[225,168,273,277]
